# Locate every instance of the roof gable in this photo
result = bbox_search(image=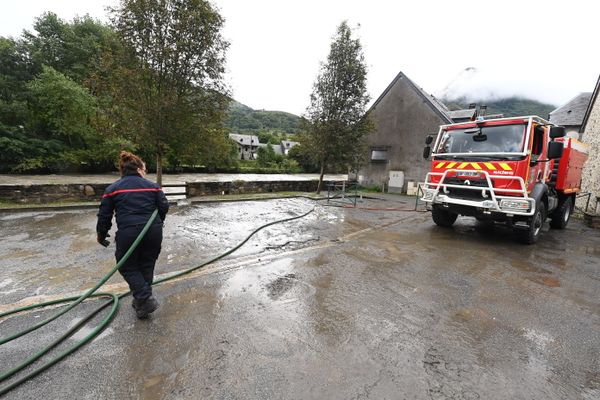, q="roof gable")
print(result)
[229,133,259,146]
[369,71,452,124]
[549,92,592,127]
[581,75,600,133]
